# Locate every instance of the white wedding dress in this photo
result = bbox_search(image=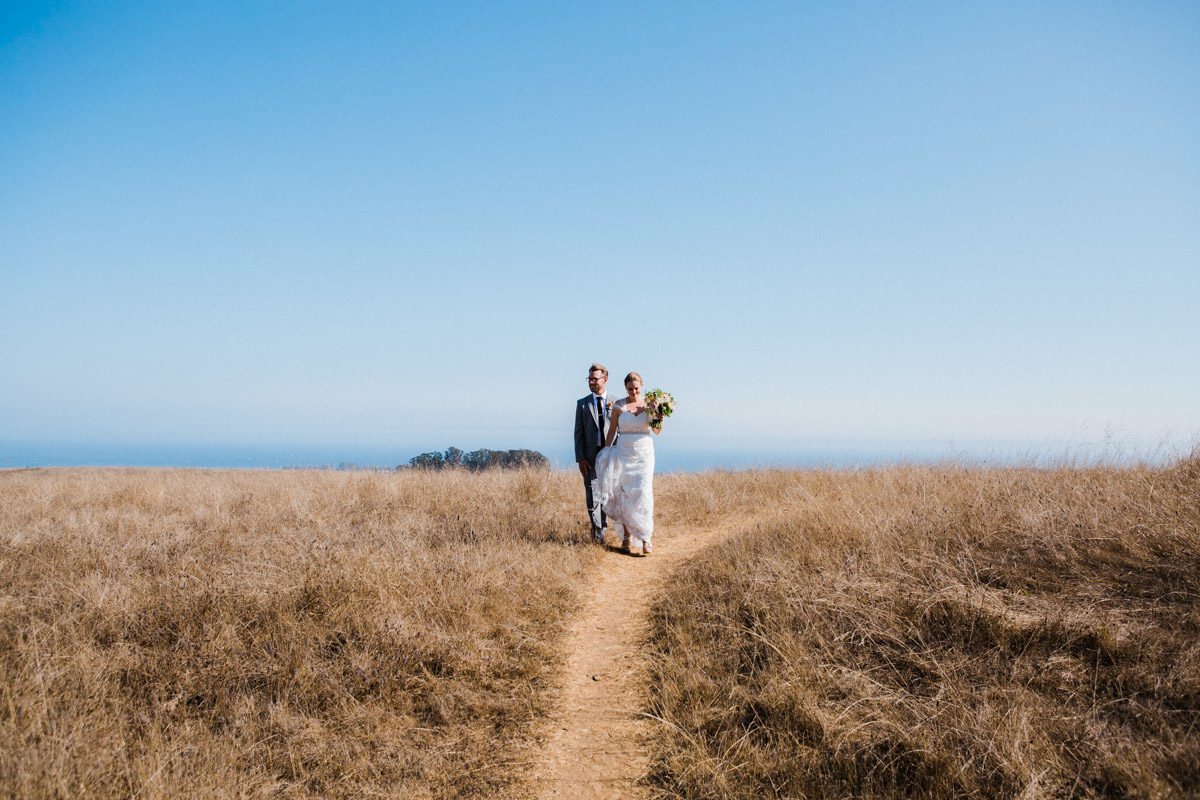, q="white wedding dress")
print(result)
[593,402,655,549]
